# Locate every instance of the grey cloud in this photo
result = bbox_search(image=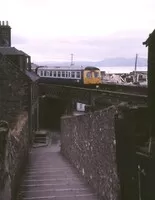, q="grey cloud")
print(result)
[12,34,29,45]
[72,30,149,47]
[13,30,149,61]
